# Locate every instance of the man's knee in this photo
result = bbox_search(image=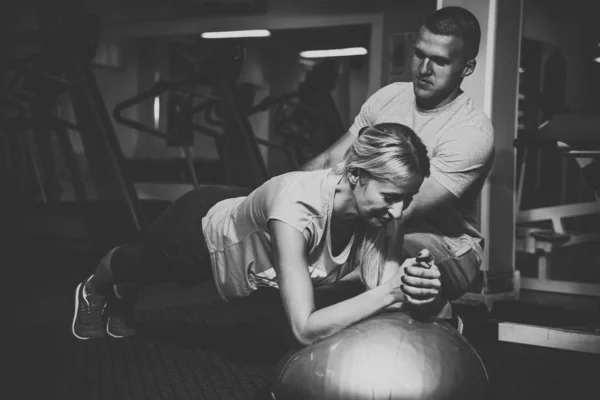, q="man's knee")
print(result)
[438,252,481,300]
